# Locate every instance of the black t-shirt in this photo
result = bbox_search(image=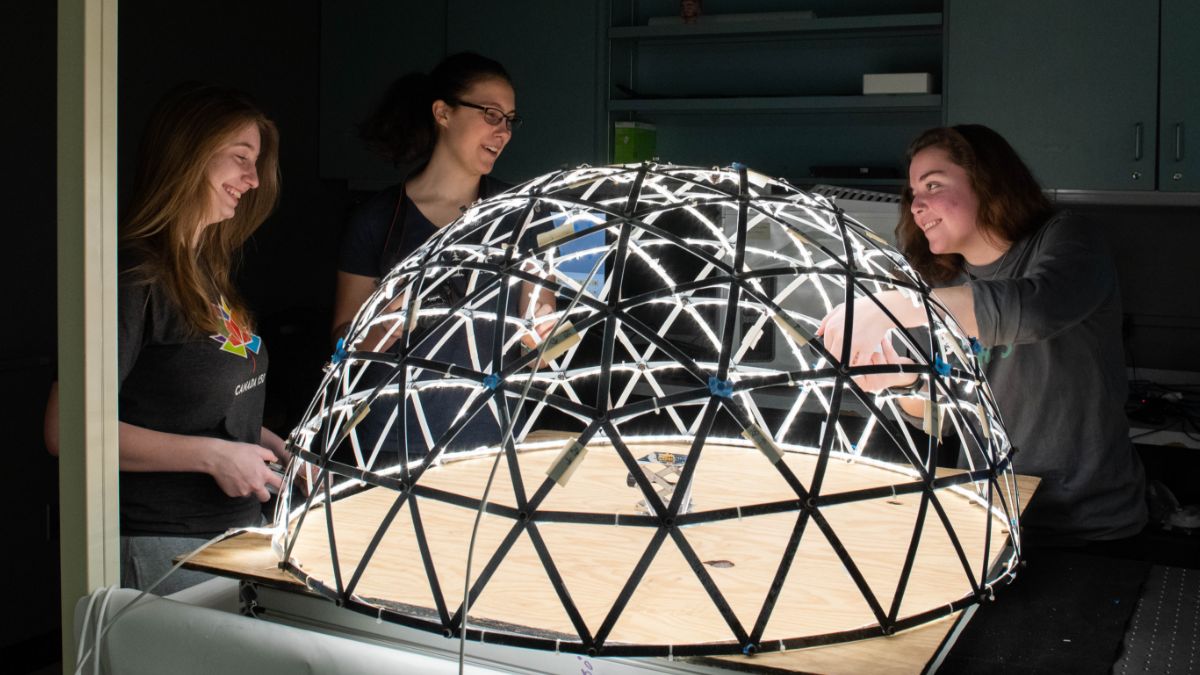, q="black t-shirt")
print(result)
[118,263,268,536]
[339,175,510,278]
[337,175,526,459]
